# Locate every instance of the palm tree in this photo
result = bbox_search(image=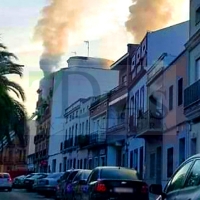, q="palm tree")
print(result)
[0,43,27,145]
